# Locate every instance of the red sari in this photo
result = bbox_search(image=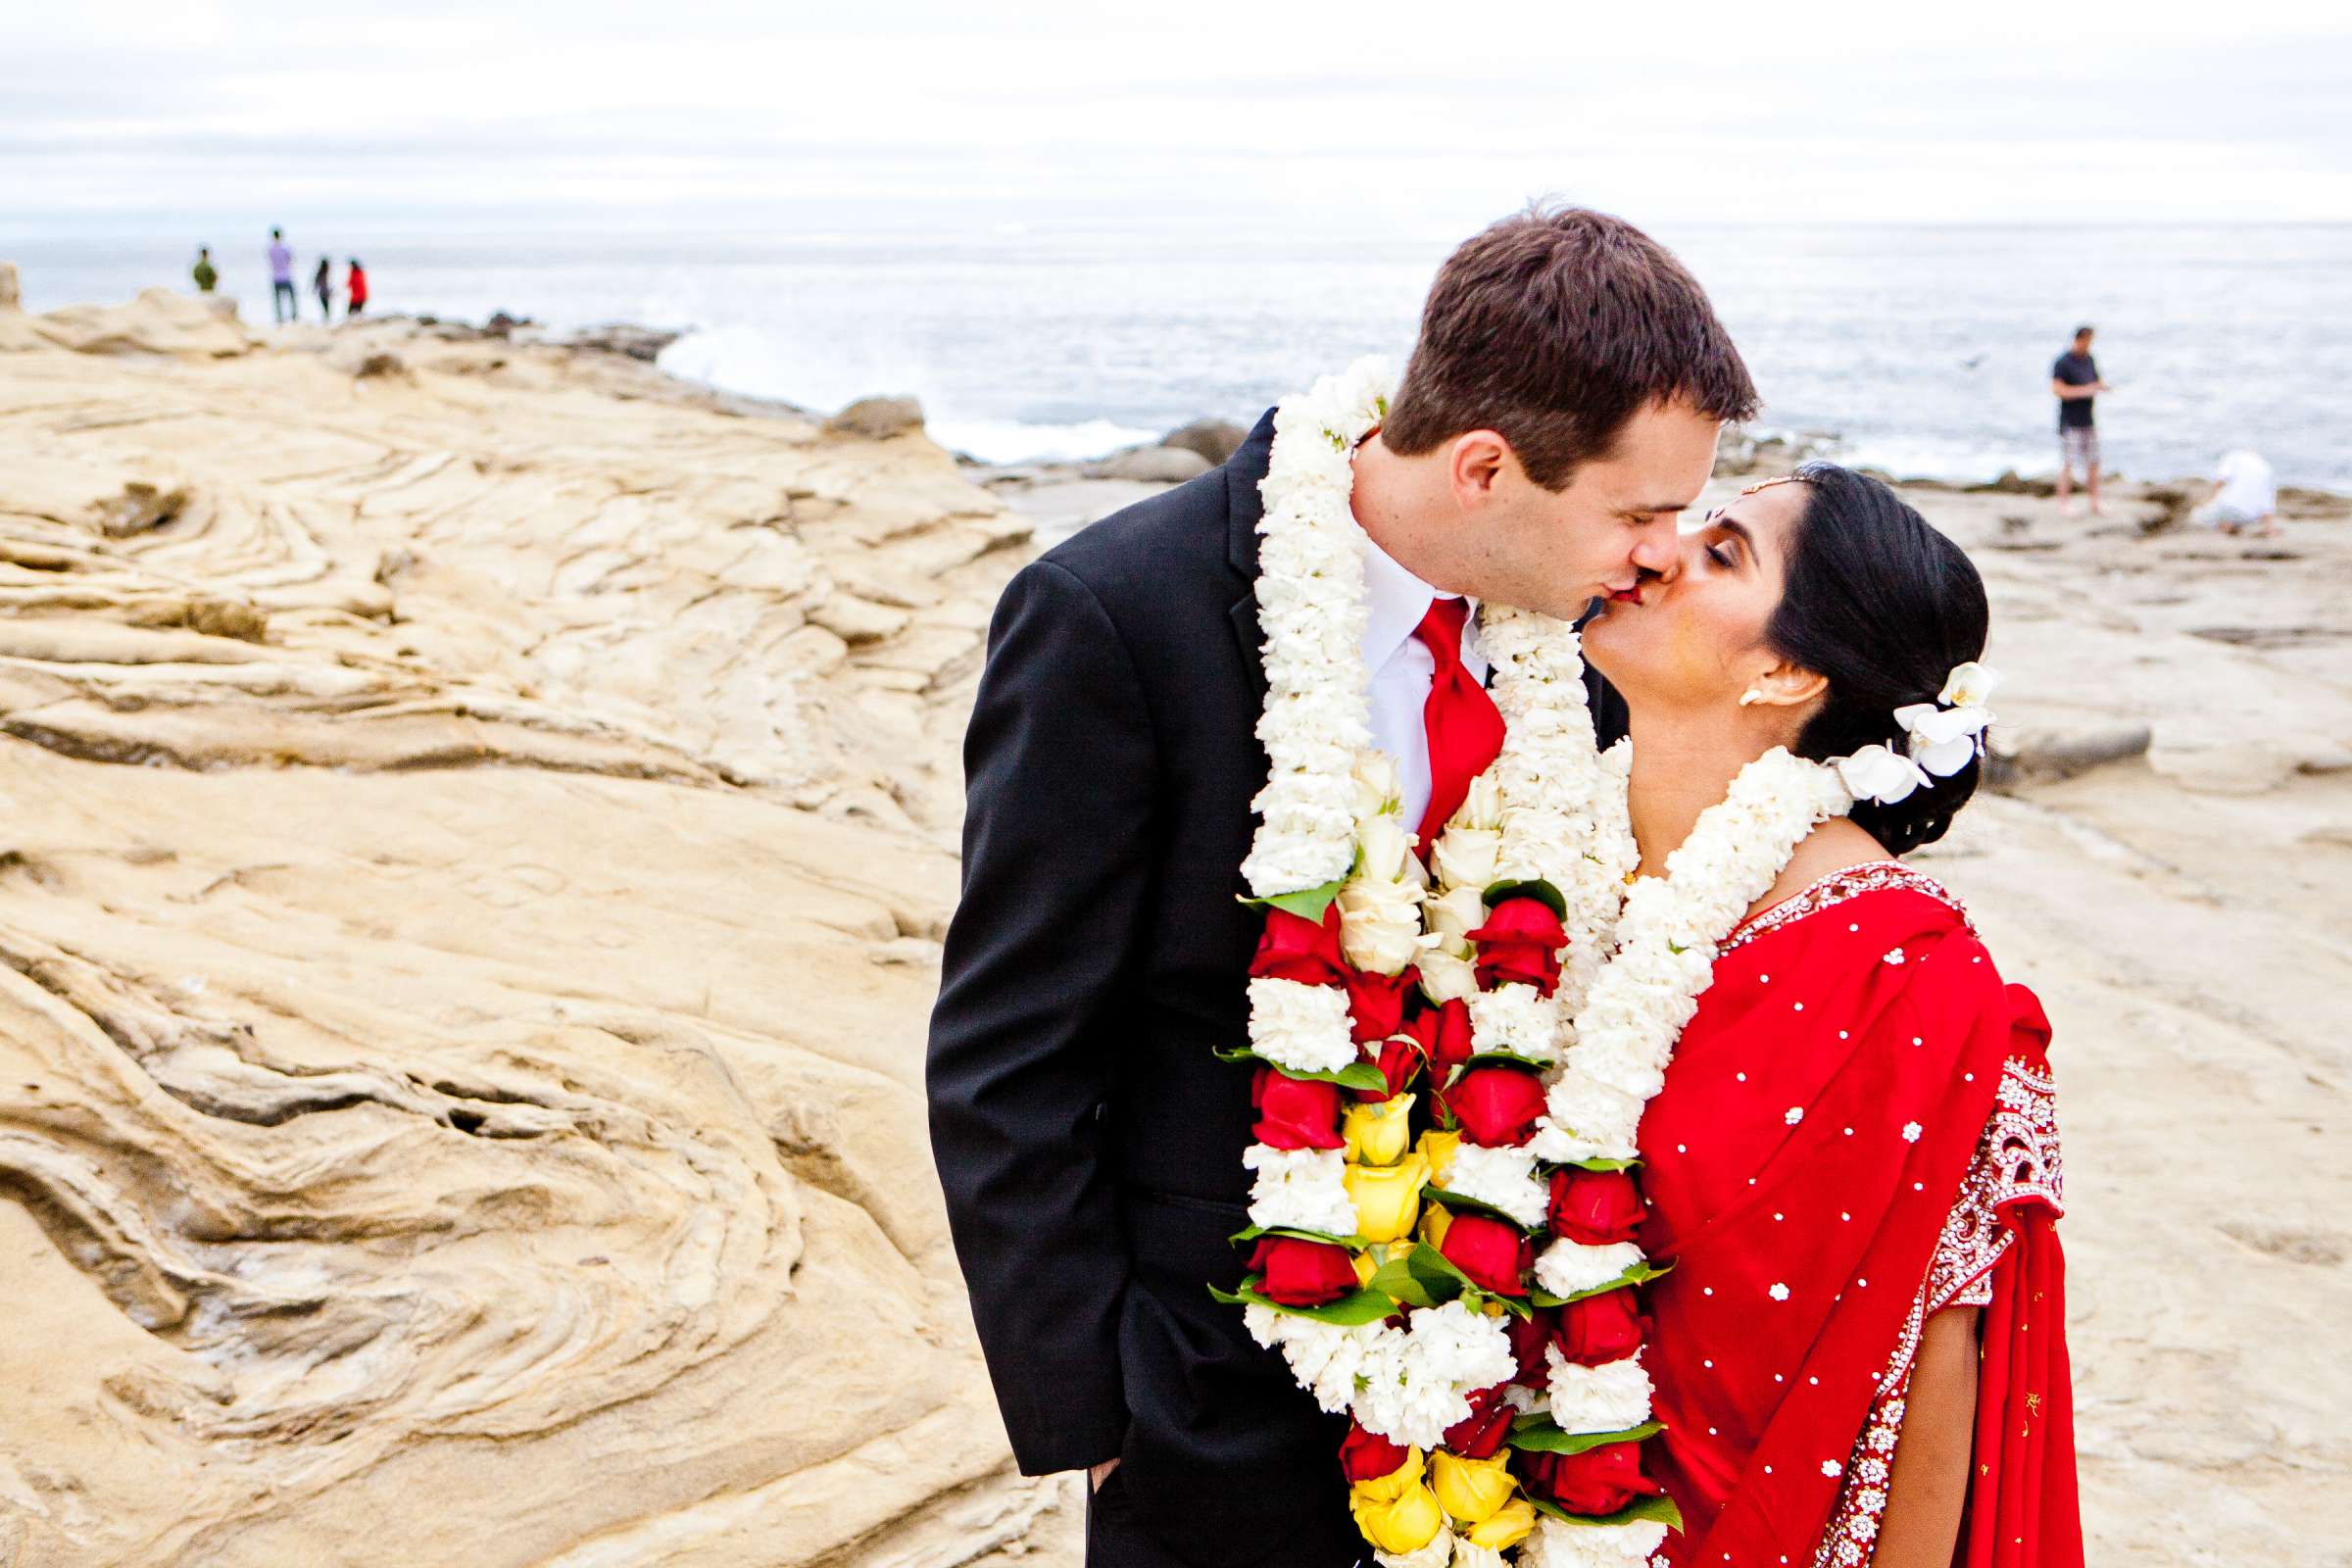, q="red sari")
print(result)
[1636,862,2081,1568]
